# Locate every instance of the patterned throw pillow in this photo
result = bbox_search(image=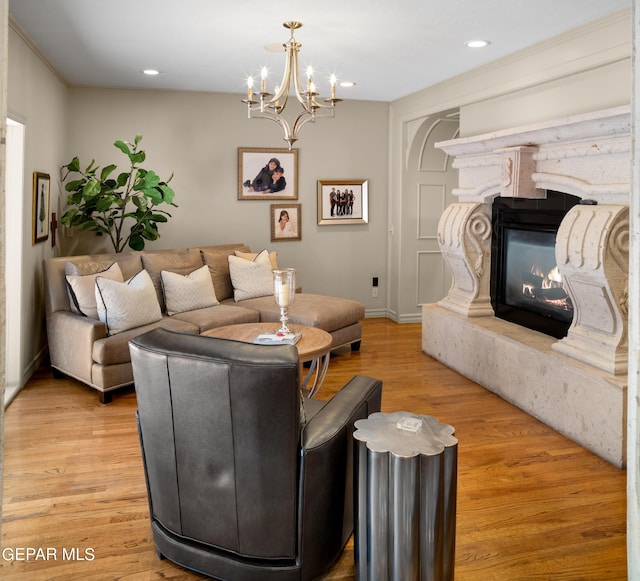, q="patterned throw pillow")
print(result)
[95,270,162,335]
[65,262,124,319]
[228,249,274,301]
[161,264,219,316]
